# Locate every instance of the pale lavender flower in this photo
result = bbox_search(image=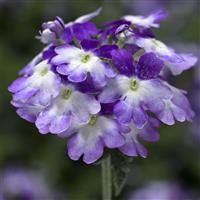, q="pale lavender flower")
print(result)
[0,169,57,200]
[128,181,193,200]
